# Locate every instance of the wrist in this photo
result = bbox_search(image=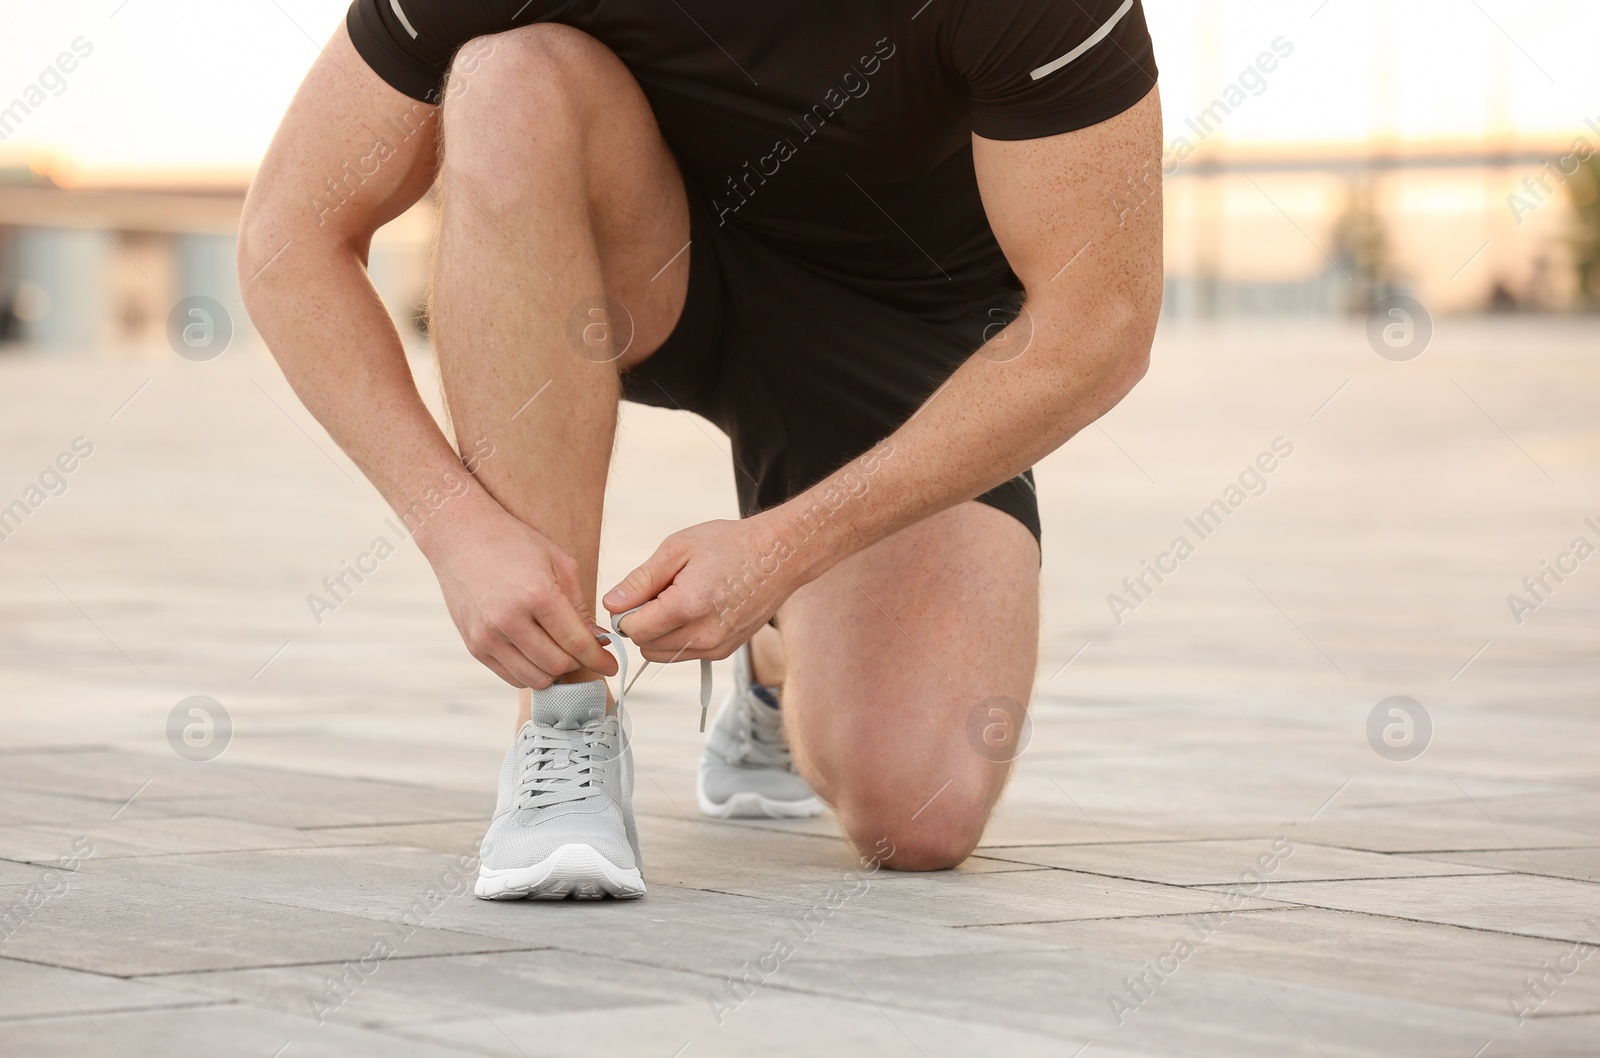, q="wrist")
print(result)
[764,439,901,583]
[758,497,850,589]
[408,481,504,564]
